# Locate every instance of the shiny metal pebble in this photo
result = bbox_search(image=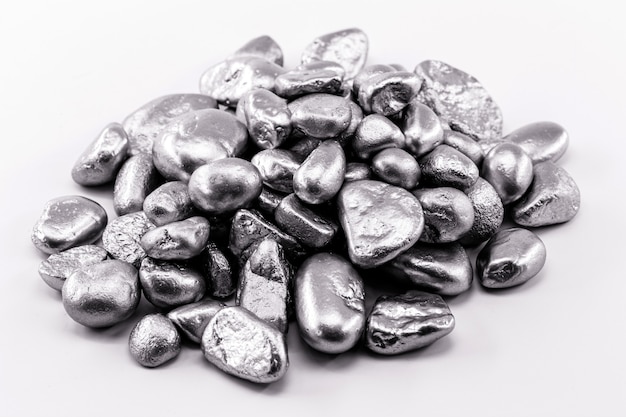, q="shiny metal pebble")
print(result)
[295,253,365,354]
[353,114,405,159]
[504,121,569,163]
[188,158,262,214]
[419,144,479,189]
[460,177,505,246]
[477,228,546,289]
[357,71,421,116]
[197,242,235,298]
[71,123,129,186]
[143,181,195,227]
[256,187,286,215]
[62,260,140,328]
[237,239,293,333]
[199,56,285,107]
[365,291,455,355]
[482,142,534,205]
[371,148,420,190]
[139,257,205,309]
[32,196,108,254]
[338,180,424,268]
[478,138,504,155]
[289,93,352,139]
[285,136,322,159]
[512,161,580,227]
[236,89,291,150]
[167,299,226,343]
[301,28,368,80]
[232,35,284,66]
[201,306,289,383]
[275,60,345,98]
[274,194,338,248]
[39,245,108,291]
[251,149,301,193]
[415,60,503,141]
[443,129,484,167]
[293,140,346,204]
[140,216,210,260]
[340,100,364,140]
[129,314,181,368]
[352,64,395,97]
[413,187,475,243]
[102,211,155,268]
[402,101,444,157]
[344,162,371,182]
[381,242,472,296]
[114,153,161,215]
